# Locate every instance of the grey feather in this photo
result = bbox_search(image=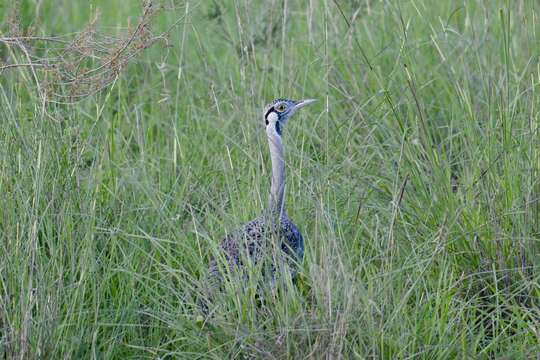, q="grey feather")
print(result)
[210,214,303,274]
[198,98,315,313]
